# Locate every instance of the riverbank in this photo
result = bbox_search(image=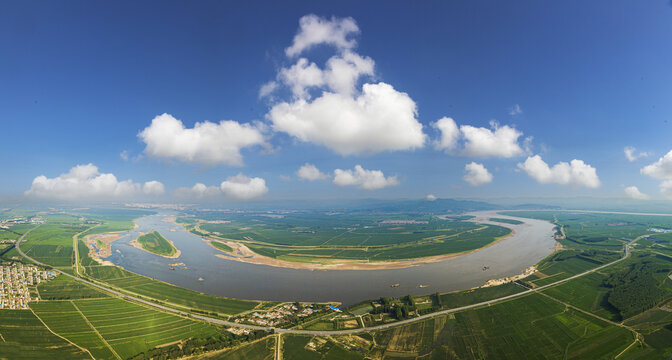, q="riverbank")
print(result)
[83,232,123,266]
